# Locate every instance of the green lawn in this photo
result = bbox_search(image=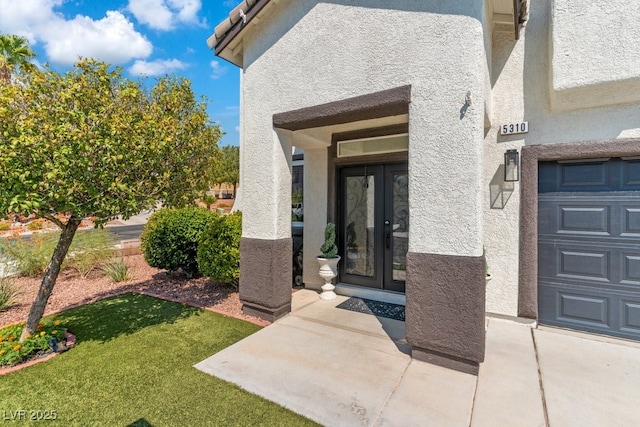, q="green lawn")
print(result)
[0,293,318,426]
